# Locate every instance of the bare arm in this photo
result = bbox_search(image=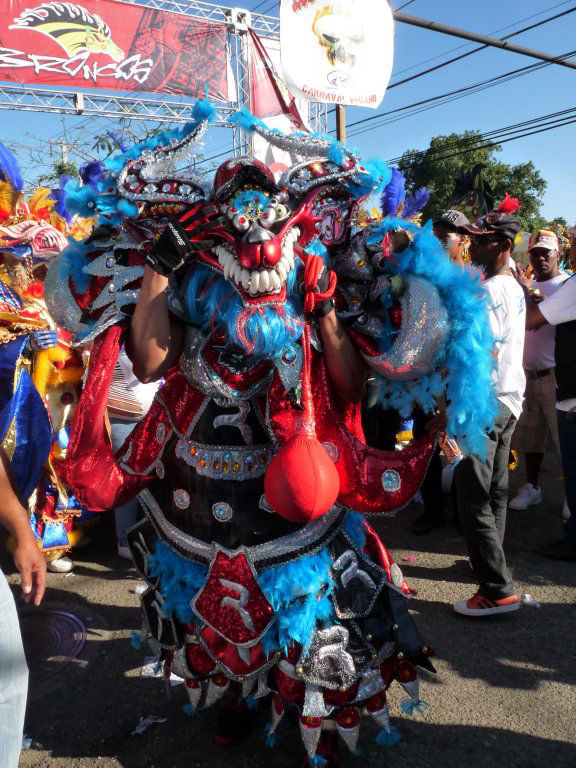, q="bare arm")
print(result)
[127,265,184,383]
[513,268,549,331]
[524,298,548,331]
[0,451,46,606]
[318,309,367,402]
